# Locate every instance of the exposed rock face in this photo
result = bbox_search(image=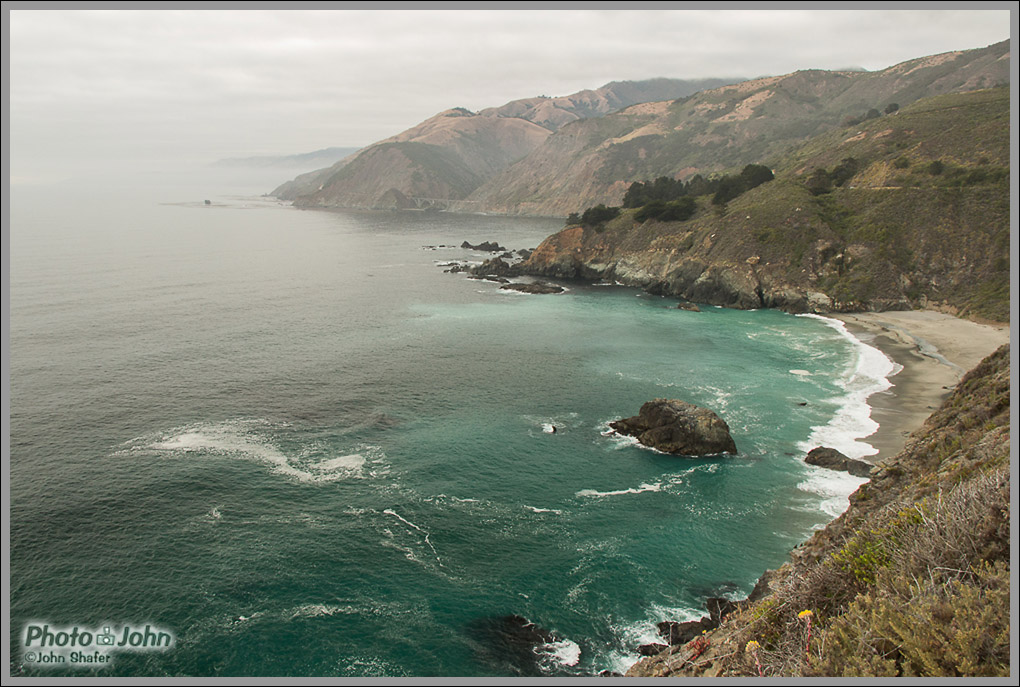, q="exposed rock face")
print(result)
[500,282,564,295]
[462,240,507,252]
[610,399,737,456]
[805,447,873,478]
[470,257,516,278]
